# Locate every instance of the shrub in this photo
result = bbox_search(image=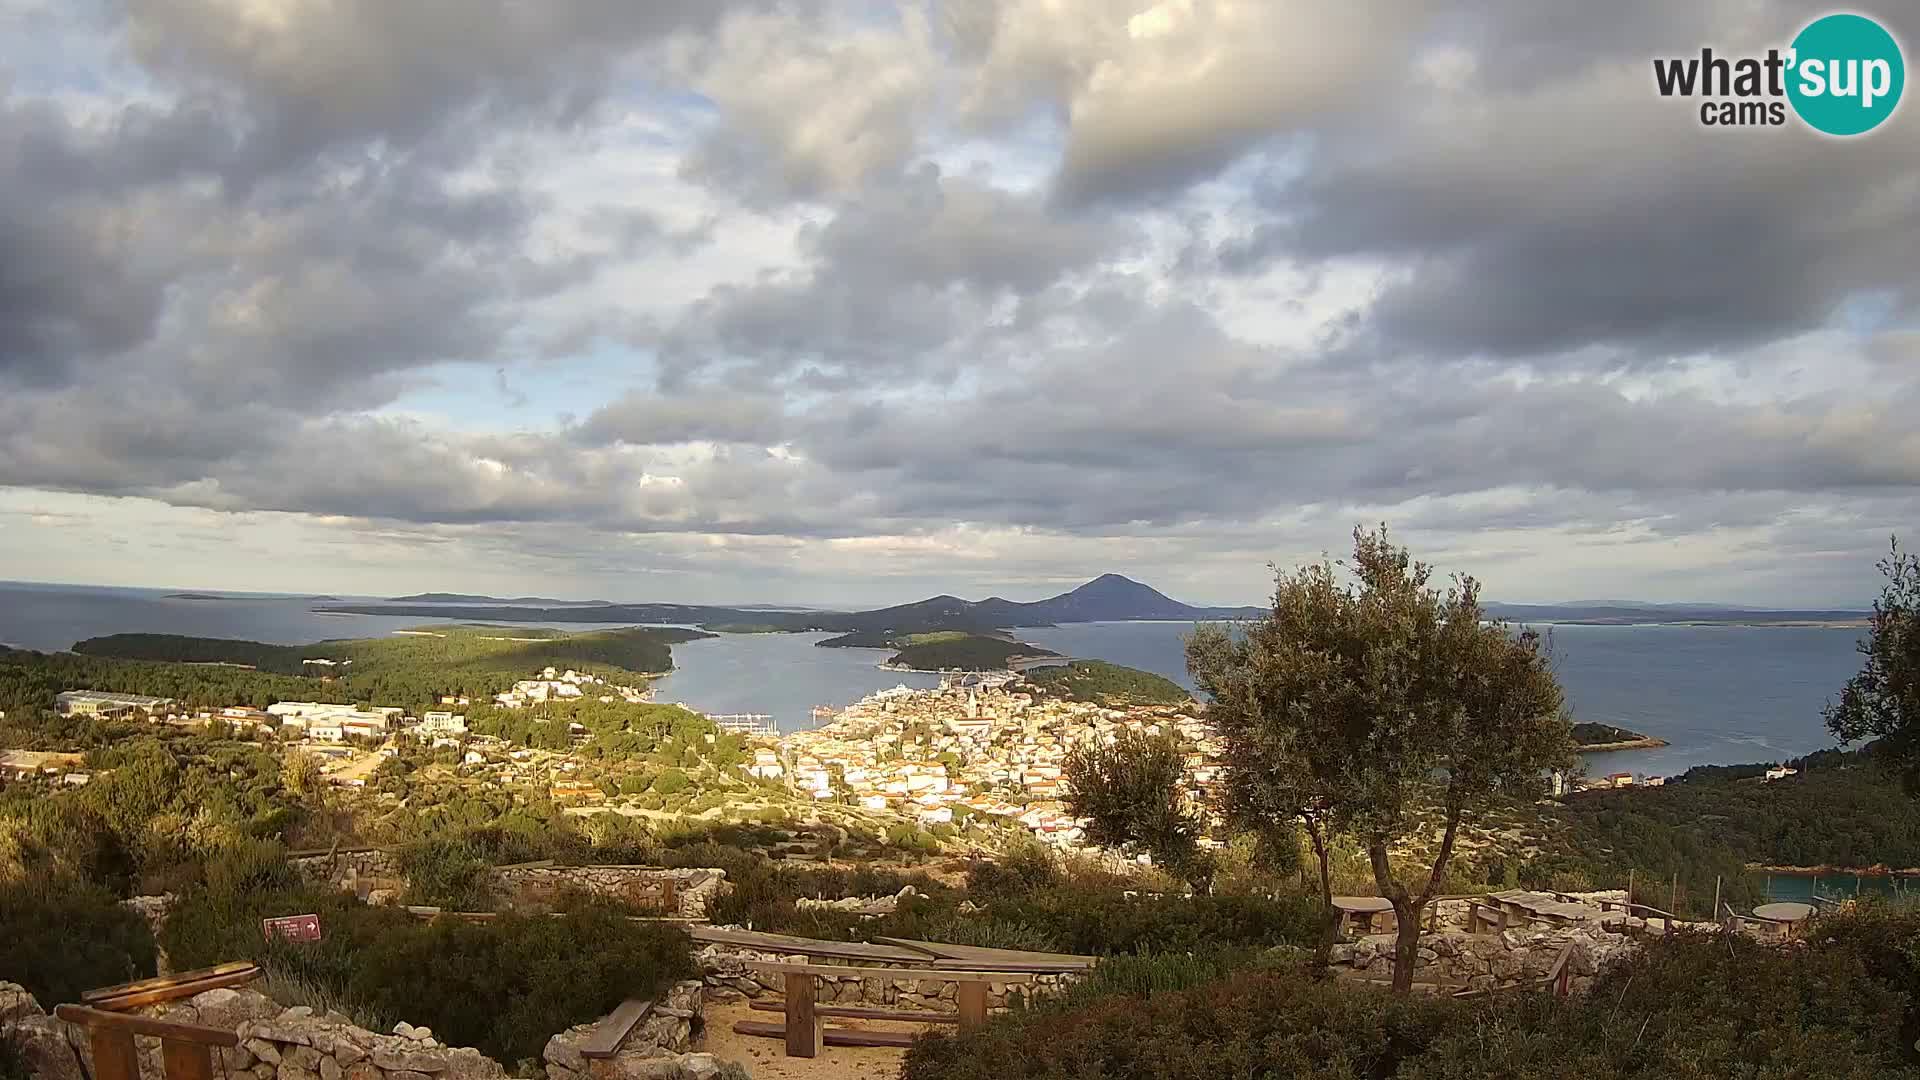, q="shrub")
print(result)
[905,967,1460,1080]
[963,843,1060,898]
[905,919,1920,1080]
[0,876,156,1006]
[985,885,1321,955]
[345,901,694,1063]
[397,836,496,909]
